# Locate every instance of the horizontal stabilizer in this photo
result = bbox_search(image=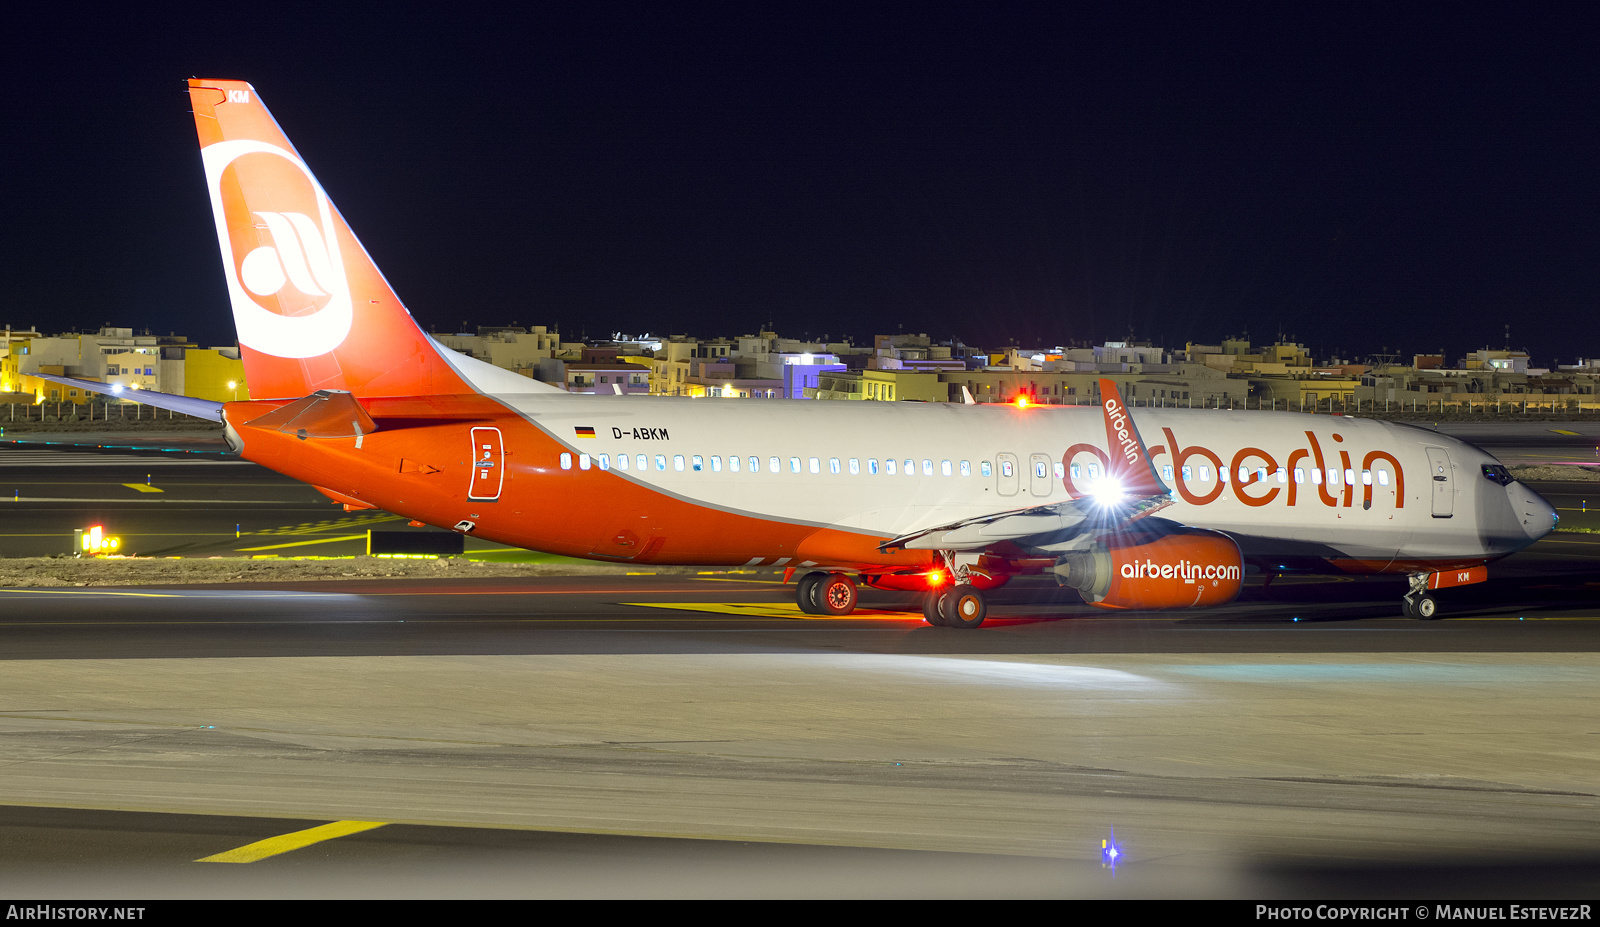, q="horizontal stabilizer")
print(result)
[242,390,376,439]
[30,374,224,422]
